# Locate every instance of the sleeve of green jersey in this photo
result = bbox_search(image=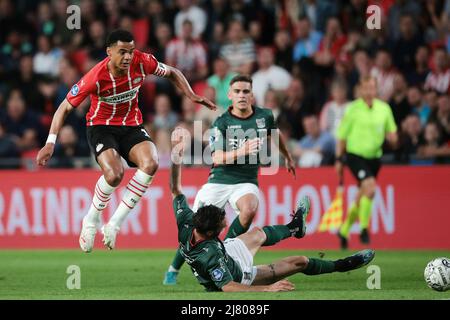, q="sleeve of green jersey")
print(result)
[385,105,397,133]
[204,255,234,290]
[209,118,226,154]
[336,105,353,140]
[172,194,194,229]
